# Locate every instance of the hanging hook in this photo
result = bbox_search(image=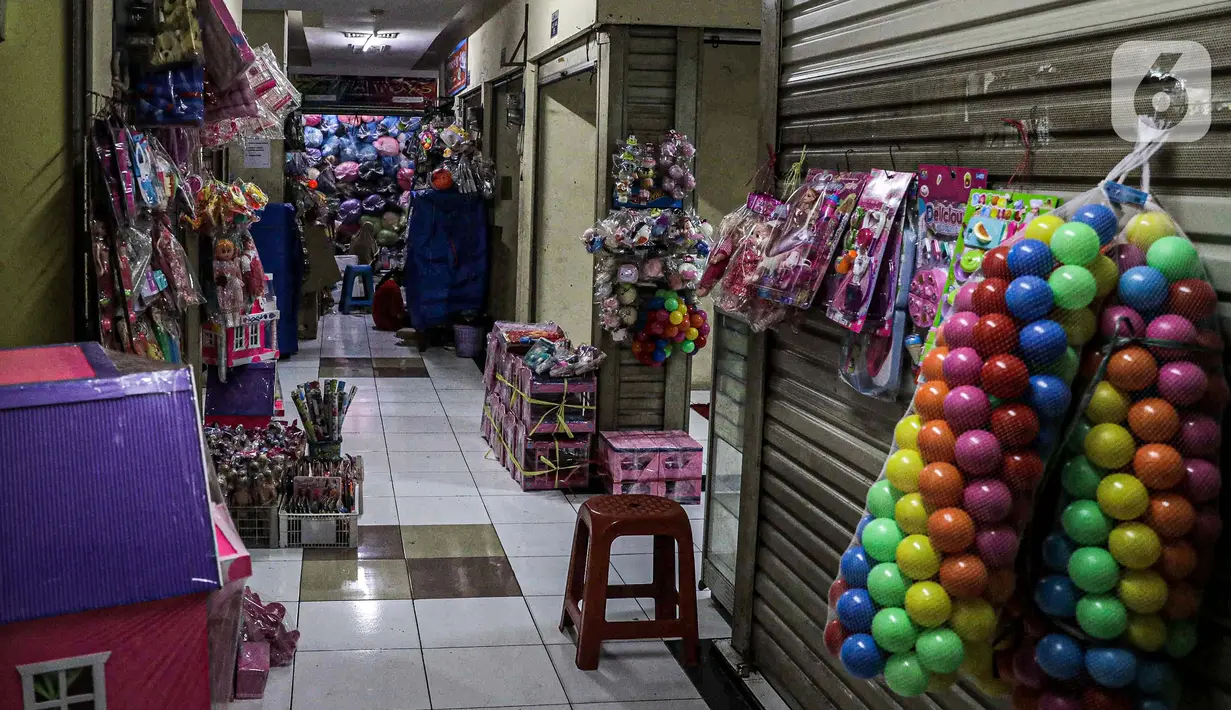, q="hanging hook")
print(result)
[952,146,962,177]
[845,149,855,172]
[889,143,901,172]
